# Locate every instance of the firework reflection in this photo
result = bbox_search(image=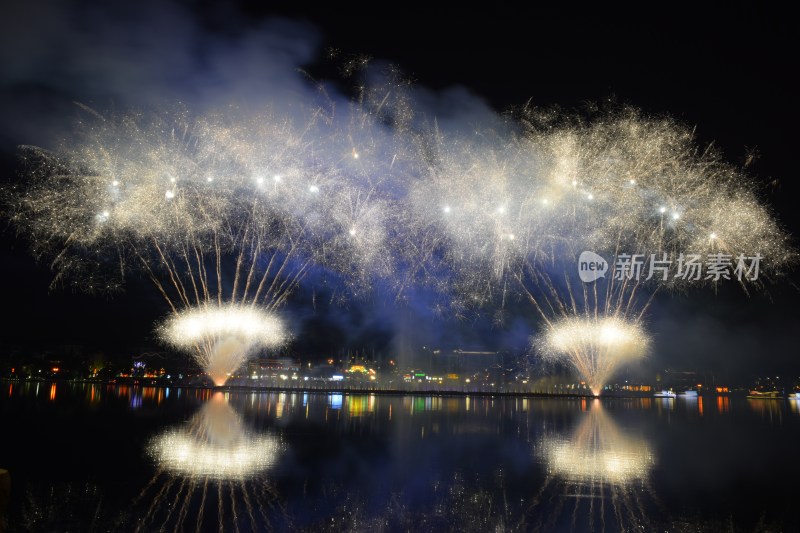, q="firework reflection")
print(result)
[529,400,657,530]
[132,392,284,531]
